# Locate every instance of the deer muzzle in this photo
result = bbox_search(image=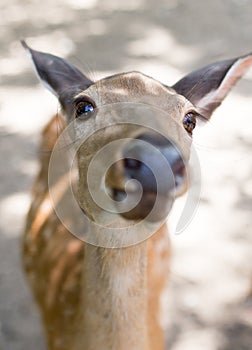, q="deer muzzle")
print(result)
[108,132,187,222]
